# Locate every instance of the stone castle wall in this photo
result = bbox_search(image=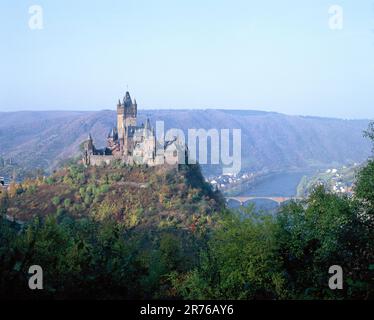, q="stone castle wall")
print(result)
[89,155,115,166]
